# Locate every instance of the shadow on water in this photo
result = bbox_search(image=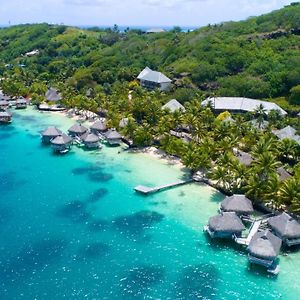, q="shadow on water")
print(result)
[0,237,67,285]
[55,200,91,223]
[112,210,164,241]
[0,171,27,194]
[87,219,110,232]
[173,264,219,300]
[77,242,110,260]
[72,164,113,182]
[86,188,109,203]
[119,265,165,298]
